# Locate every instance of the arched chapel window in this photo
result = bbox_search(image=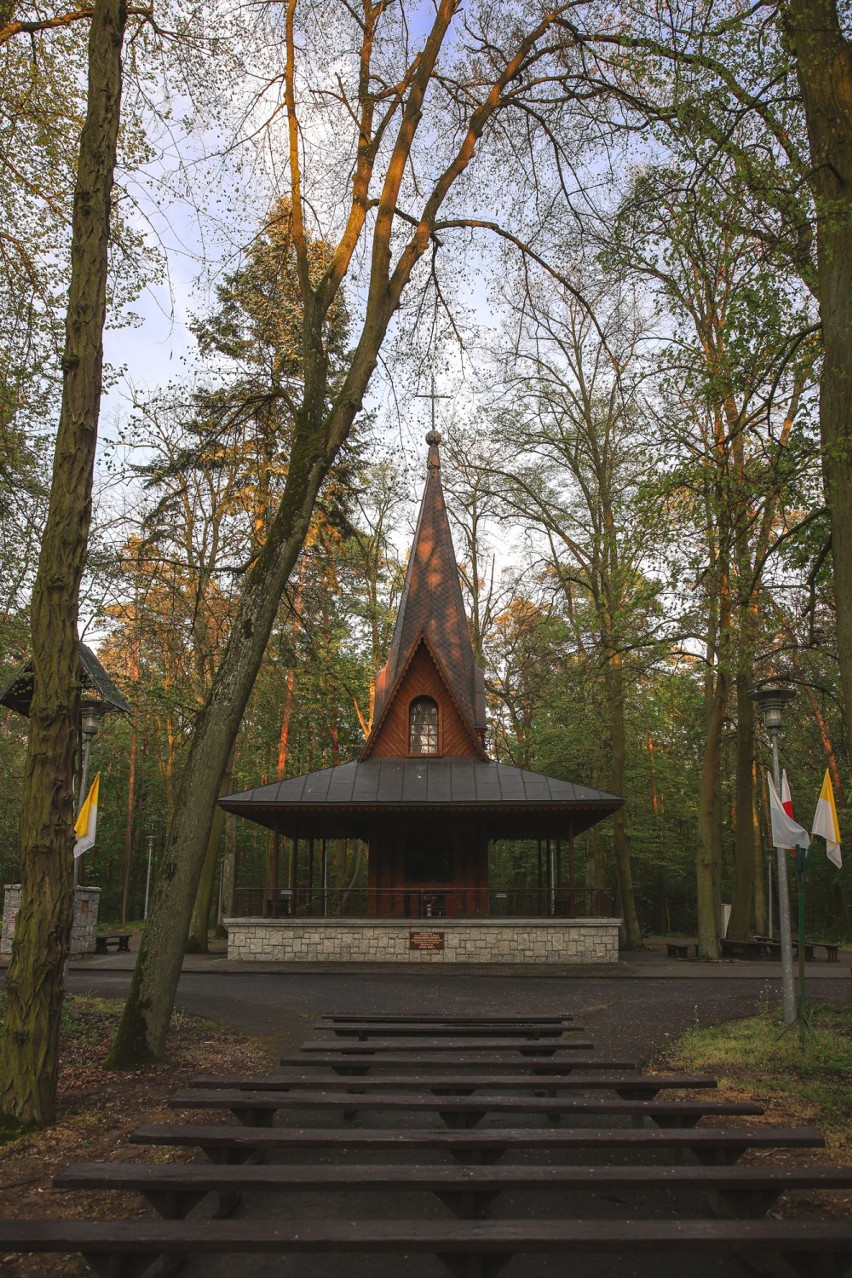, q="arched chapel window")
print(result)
[409,696,438,755]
